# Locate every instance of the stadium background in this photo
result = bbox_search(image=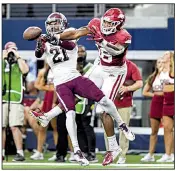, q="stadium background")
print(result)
[2,4,174,154]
